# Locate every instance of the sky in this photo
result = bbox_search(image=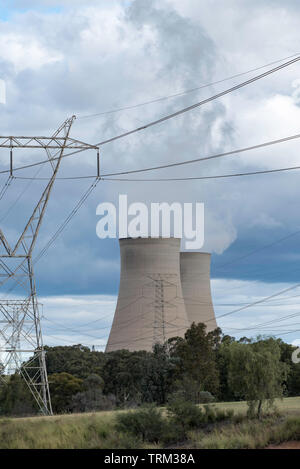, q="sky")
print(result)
[1,0,300,349]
